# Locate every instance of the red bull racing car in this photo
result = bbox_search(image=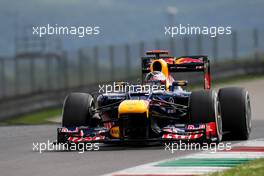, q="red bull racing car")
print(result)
[57,50,251,145]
